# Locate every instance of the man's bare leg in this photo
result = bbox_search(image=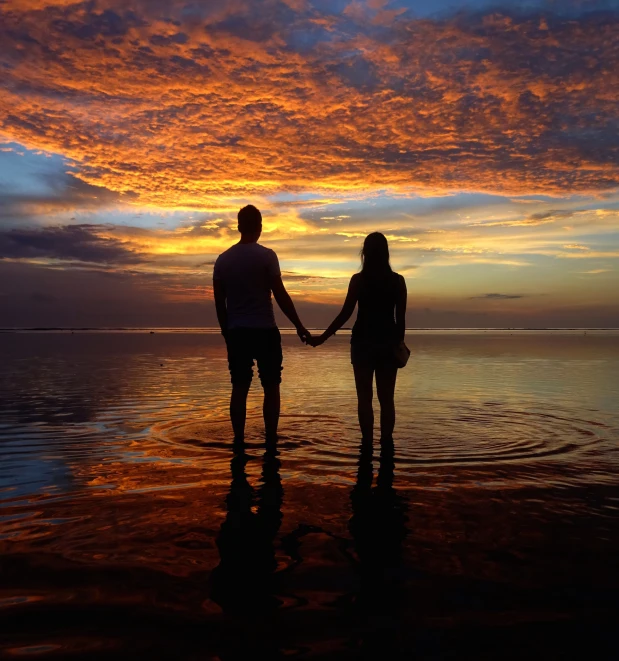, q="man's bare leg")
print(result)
[263,383,280,440]
[230,381,251,441]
